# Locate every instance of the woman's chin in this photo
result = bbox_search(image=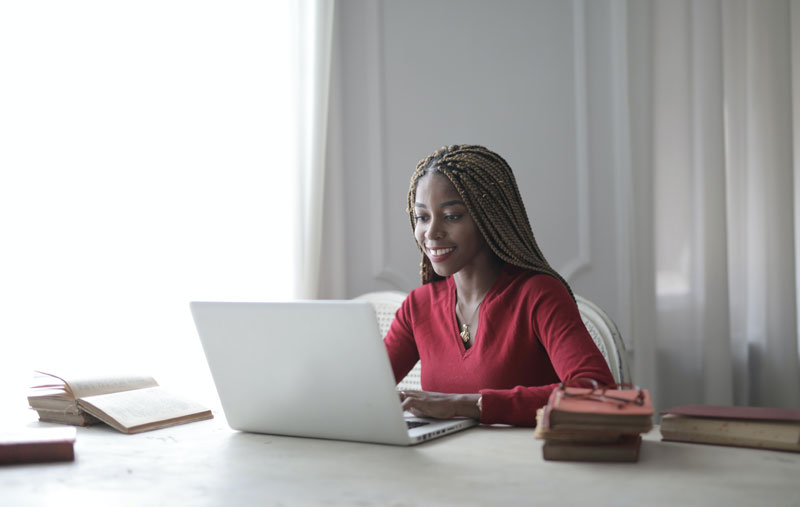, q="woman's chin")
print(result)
[430,263,455,277]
